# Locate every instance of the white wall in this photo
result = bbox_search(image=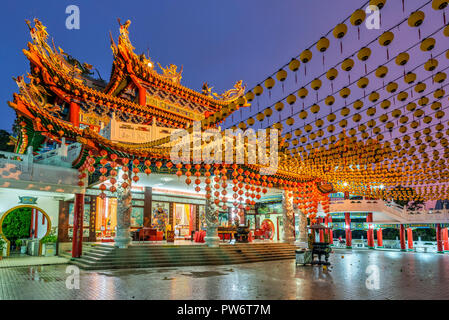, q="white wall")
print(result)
[32,209,49,239]
[0,188,61,232]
